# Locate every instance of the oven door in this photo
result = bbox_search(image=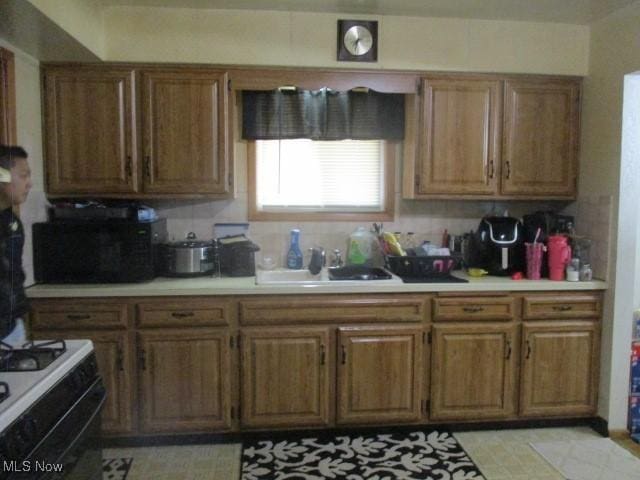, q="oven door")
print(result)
[22,377,106,480]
